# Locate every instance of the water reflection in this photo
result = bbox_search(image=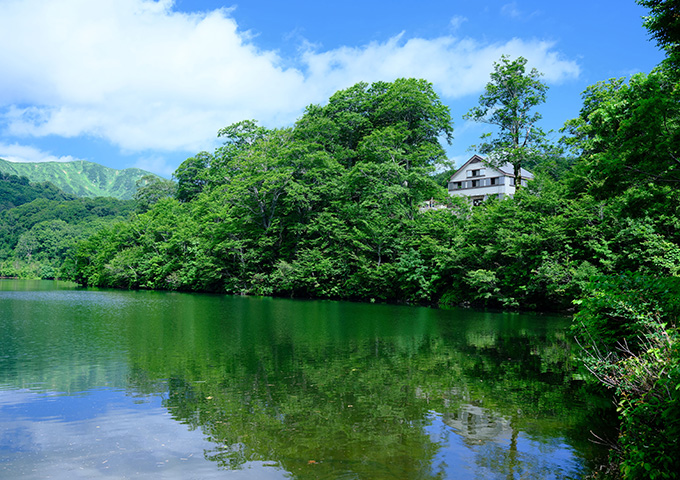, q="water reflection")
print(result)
[0,388,286,480]
[0,280,611,479]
